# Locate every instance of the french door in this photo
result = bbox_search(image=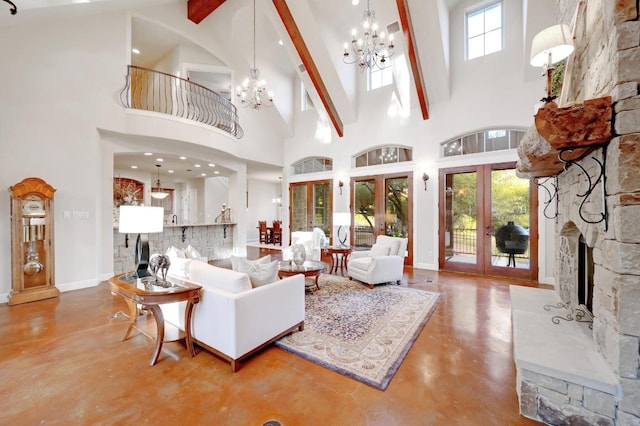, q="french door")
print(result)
[289,180,332,236]
[438,162,538,280]
[352,173,413,265]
